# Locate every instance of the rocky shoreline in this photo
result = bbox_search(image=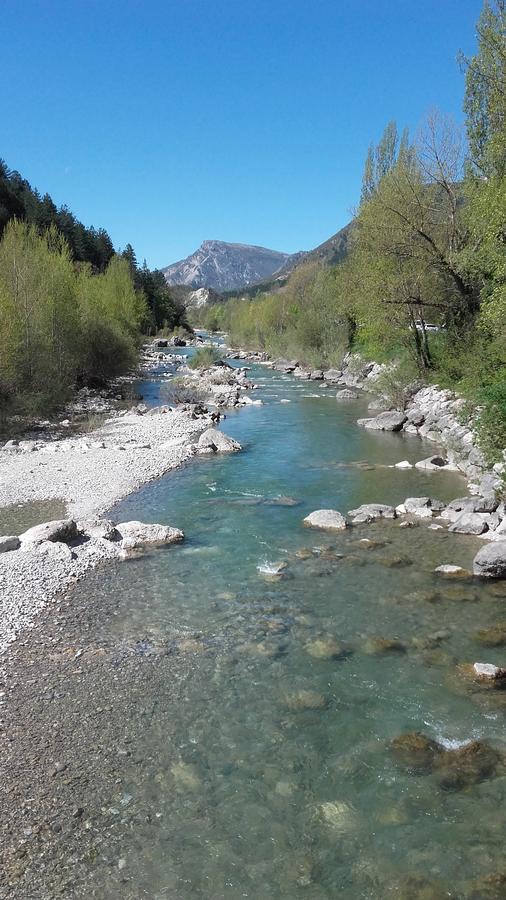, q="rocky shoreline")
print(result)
[0,347,249,656]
